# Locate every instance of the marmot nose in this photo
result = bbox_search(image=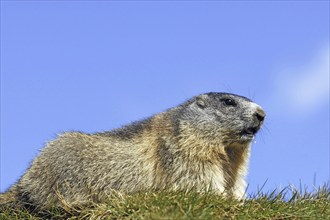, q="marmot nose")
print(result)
[254,107,266,122]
